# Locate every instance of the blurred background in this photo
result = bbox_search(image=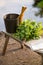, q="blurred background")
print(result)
[0,0,43,31]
